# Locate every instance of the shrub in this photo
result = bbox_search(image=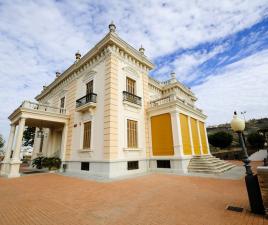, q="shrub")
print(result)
[208,131,233,149]
[32,157,61,170]
[32,156,45,169]
[42,157,61,170]
[247,132,265,149]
